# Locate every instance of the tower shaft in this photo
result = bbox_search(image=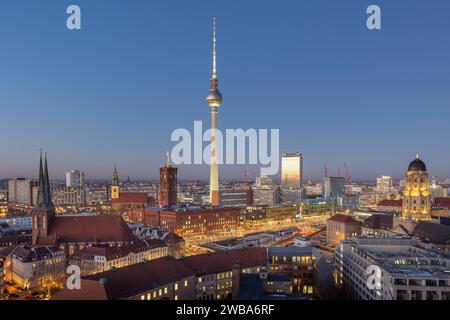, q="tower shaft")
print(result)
[210,107,219,205]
